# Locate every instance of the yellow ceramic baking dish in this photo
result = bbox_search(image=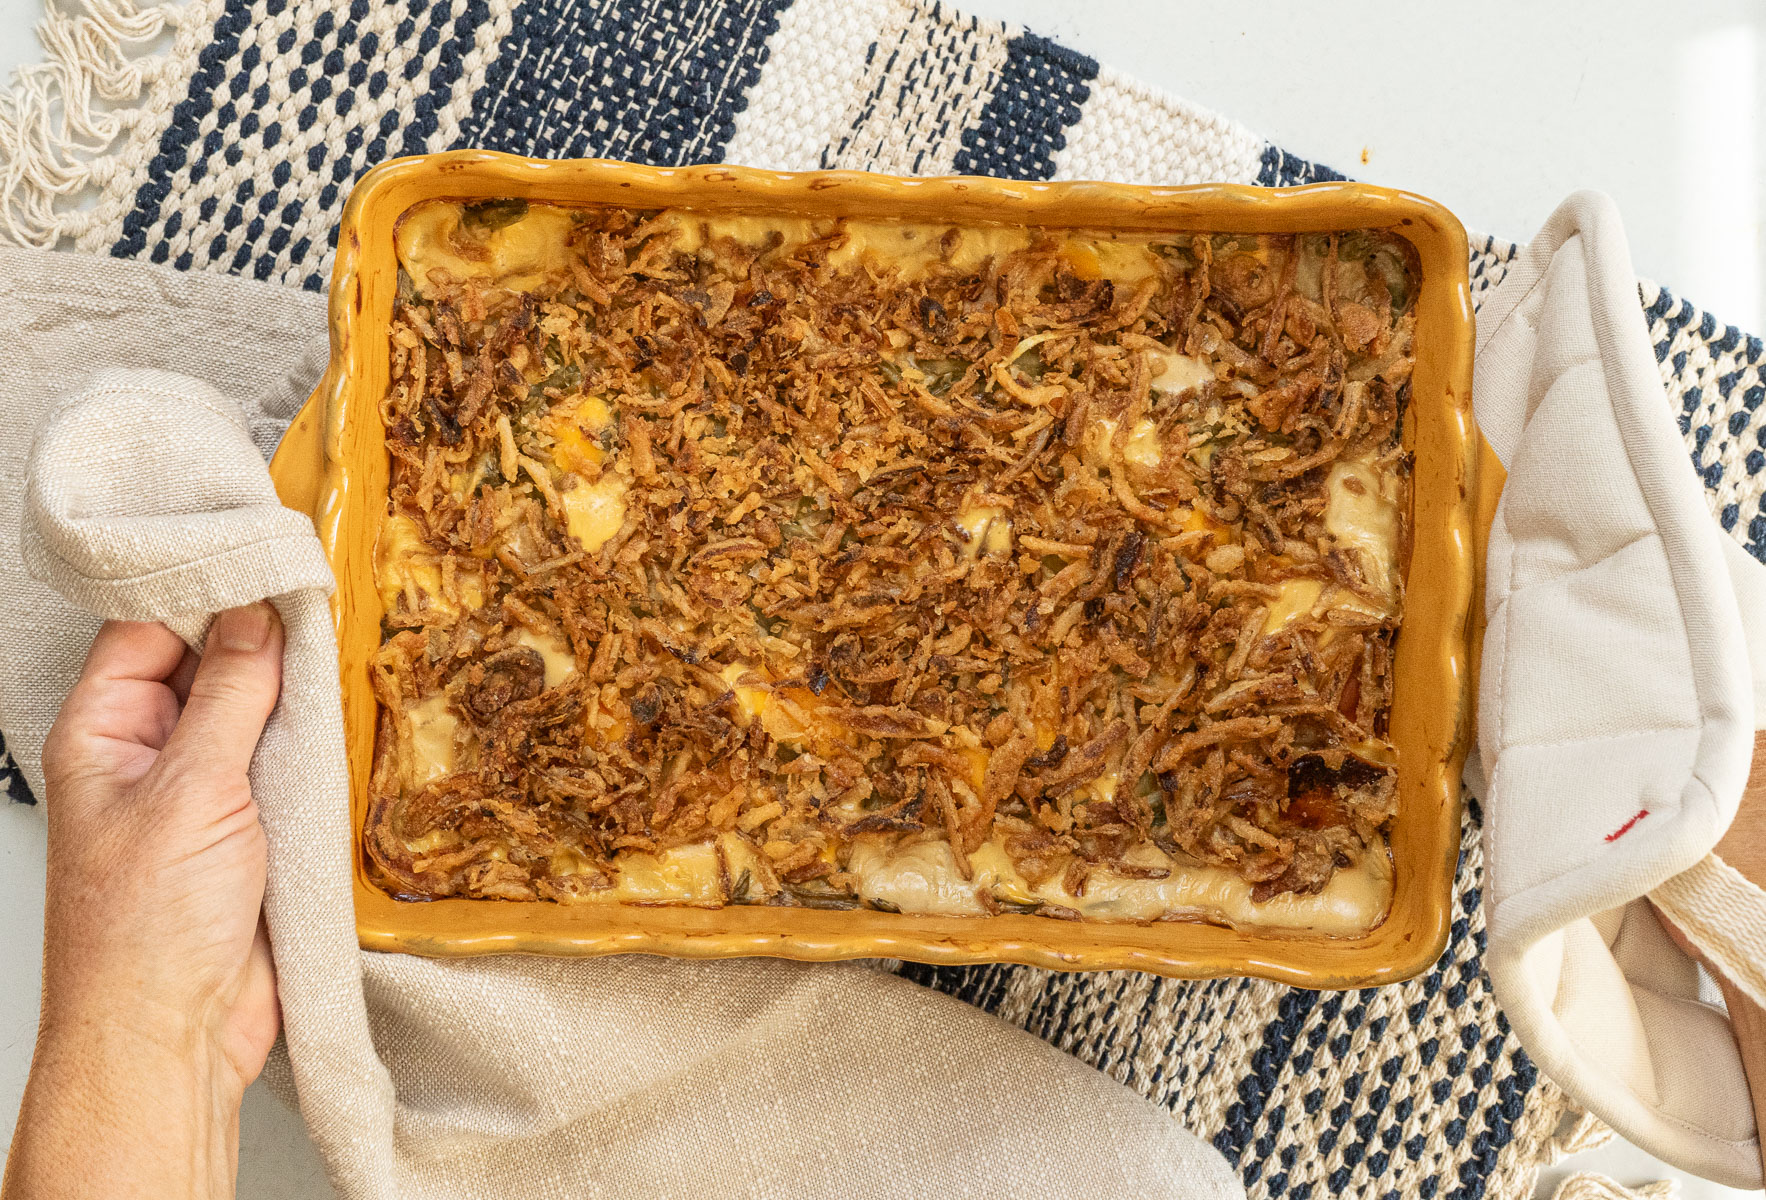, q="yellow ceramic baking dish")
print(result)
[269,149,1478,988]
